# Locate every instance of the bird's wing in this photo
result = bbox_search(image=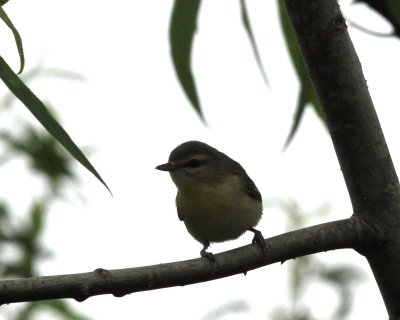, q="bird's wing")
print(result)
[177,206,184,221]
[231,160,262,202]
[243,176,262,202]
